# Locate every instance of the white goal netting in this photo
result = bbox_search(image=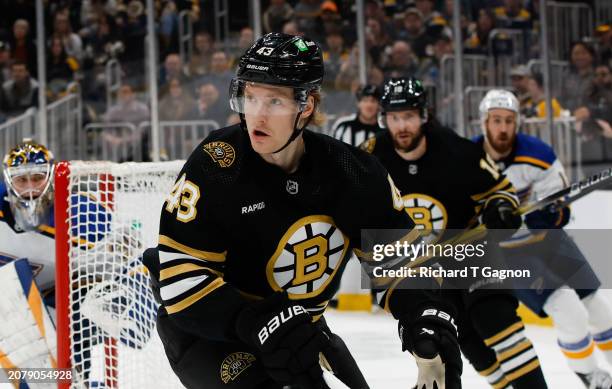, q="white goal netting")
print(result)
[56,161,186,388]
